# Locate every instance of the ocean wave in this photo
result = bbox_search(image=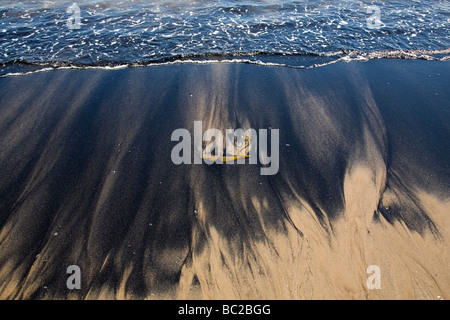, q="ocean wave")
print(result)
[1,0,449,69]
[1,48,449,77]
